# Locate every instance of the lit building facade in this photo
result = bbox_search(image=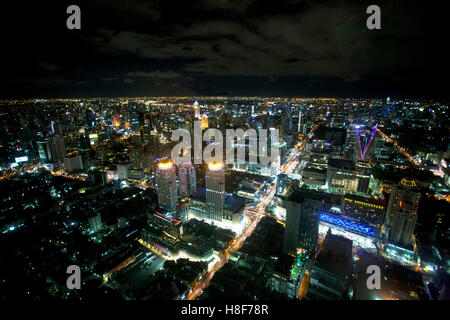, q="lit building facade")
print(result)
[206,162,225,221]
[138,111,153,144]
[326,159,370,194]
[88,213,103,232]
[194,100,200,118]
[341,194,386,237]
[178,162,196,197]
[281,190,323,255]
[307,231,353,300]
[385,179,421,247]
[156,161,178,211]
[201,114,208,130]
